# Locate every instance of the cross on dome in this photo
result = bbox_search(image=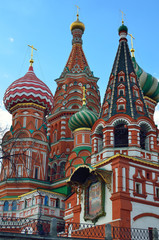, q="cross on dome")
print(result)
[128,33,135,57]
[28,44,37,66]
